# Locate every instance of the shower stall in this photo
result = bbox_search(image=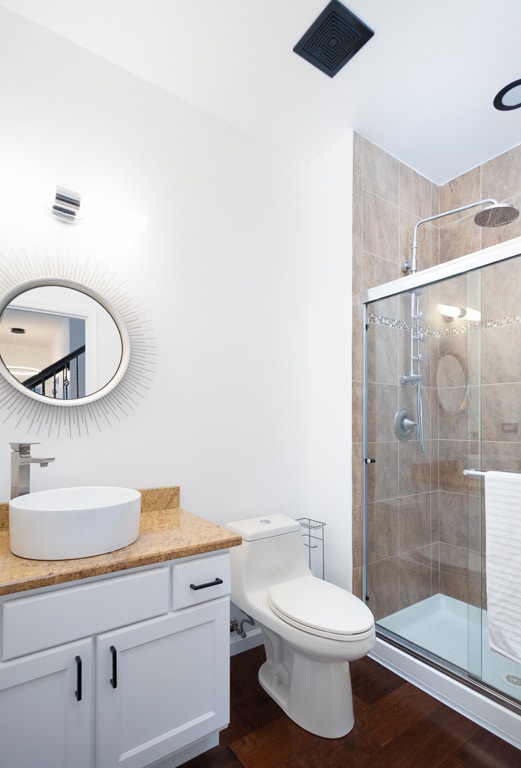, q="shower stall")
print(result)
[363,235,521,748]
